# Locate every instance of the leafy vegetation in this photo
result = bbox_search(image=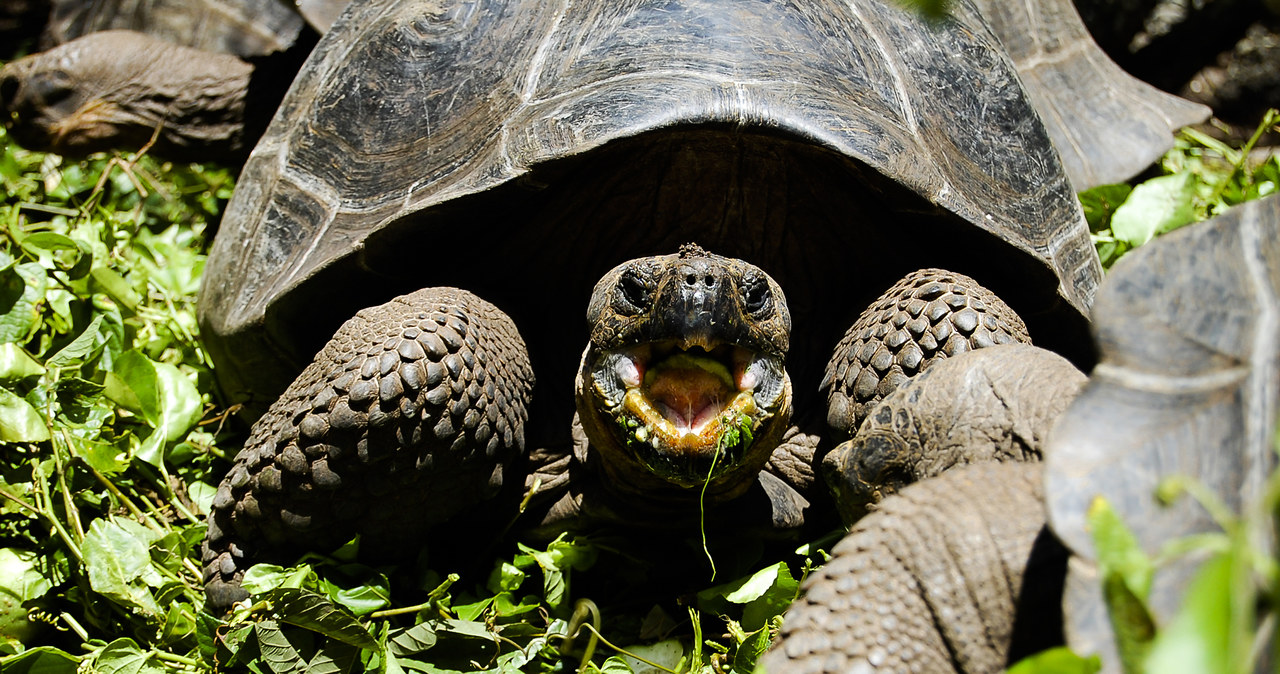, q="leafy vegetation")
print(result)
[0,124,828,672]
[0,102,1277,672]
[1082,109,1280,268]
